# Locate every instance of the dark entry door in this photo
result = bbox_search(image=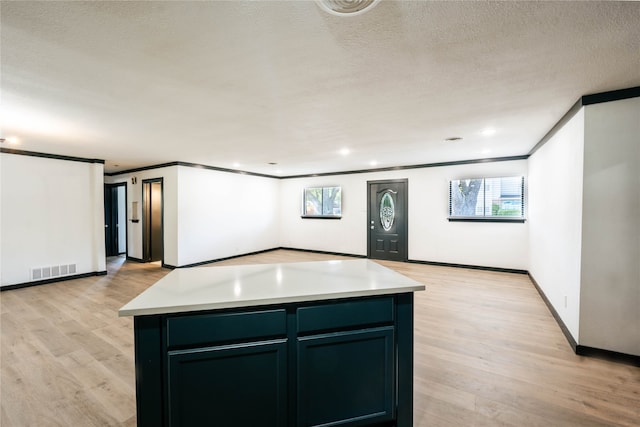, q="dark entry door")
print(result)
[143,179,163,263]
[367,179,408,262]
